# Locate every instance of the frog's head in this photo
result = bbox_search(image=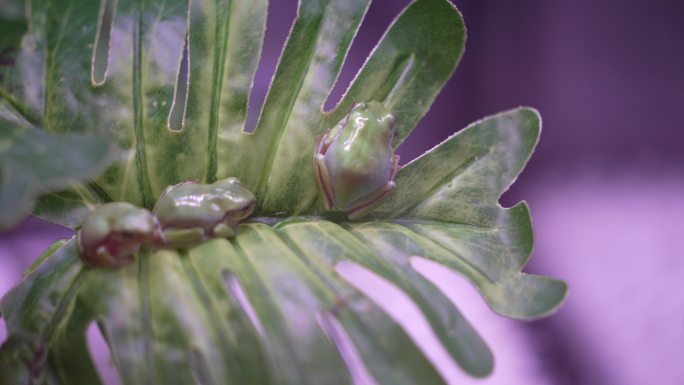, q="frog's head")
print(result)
[348,101,396,145]
[77,203,161,268]
[216,177,257,226]
[109,206,163,245]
